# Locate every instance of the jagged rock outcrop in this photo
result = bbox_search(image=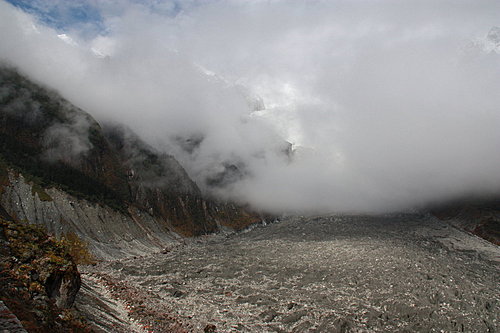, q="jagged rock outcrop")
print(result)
[0,65,260,259]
